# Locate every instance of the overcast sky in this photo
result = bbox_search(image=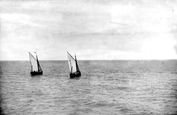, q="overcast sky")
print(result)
[1,0,177,60]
